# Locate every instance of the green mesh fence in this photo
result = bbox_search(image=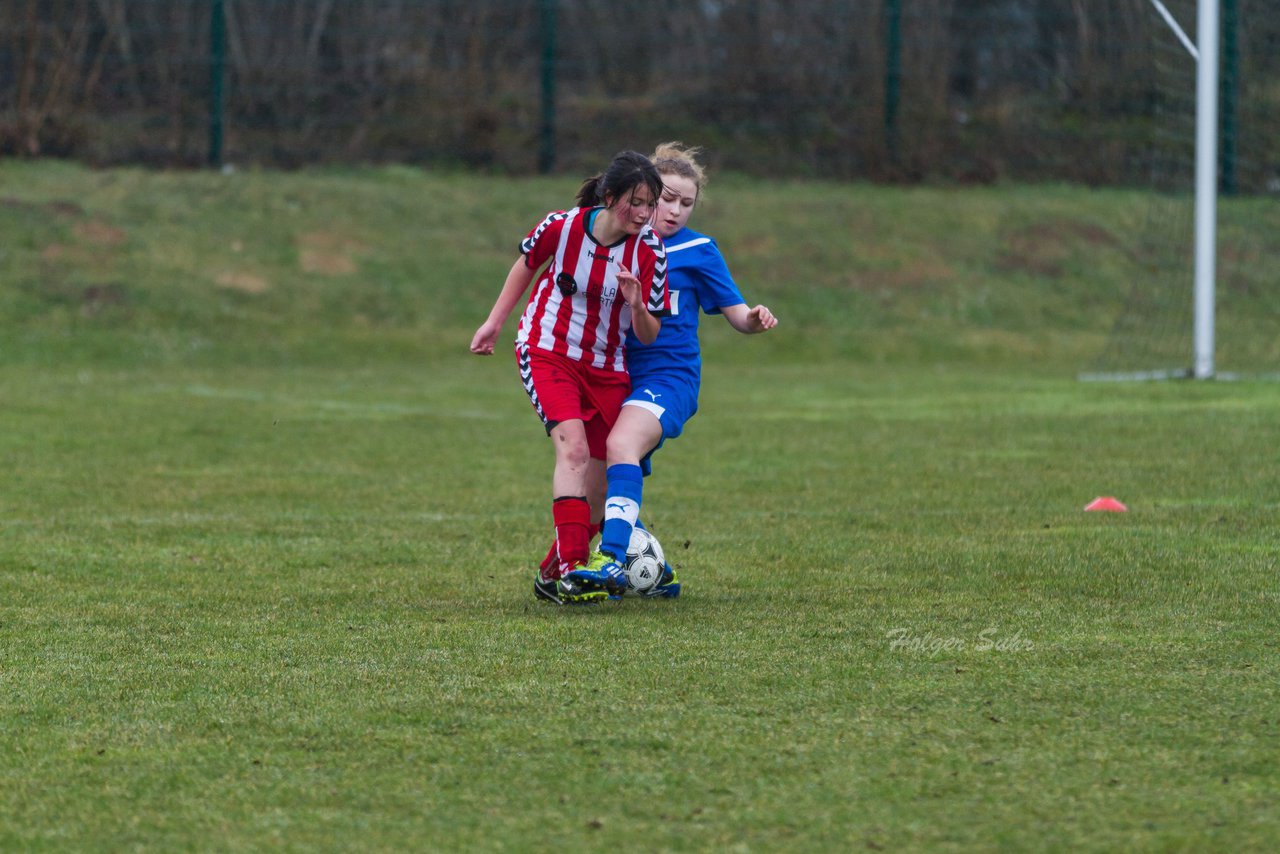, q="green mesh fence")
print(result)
[2,0,1276,187]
